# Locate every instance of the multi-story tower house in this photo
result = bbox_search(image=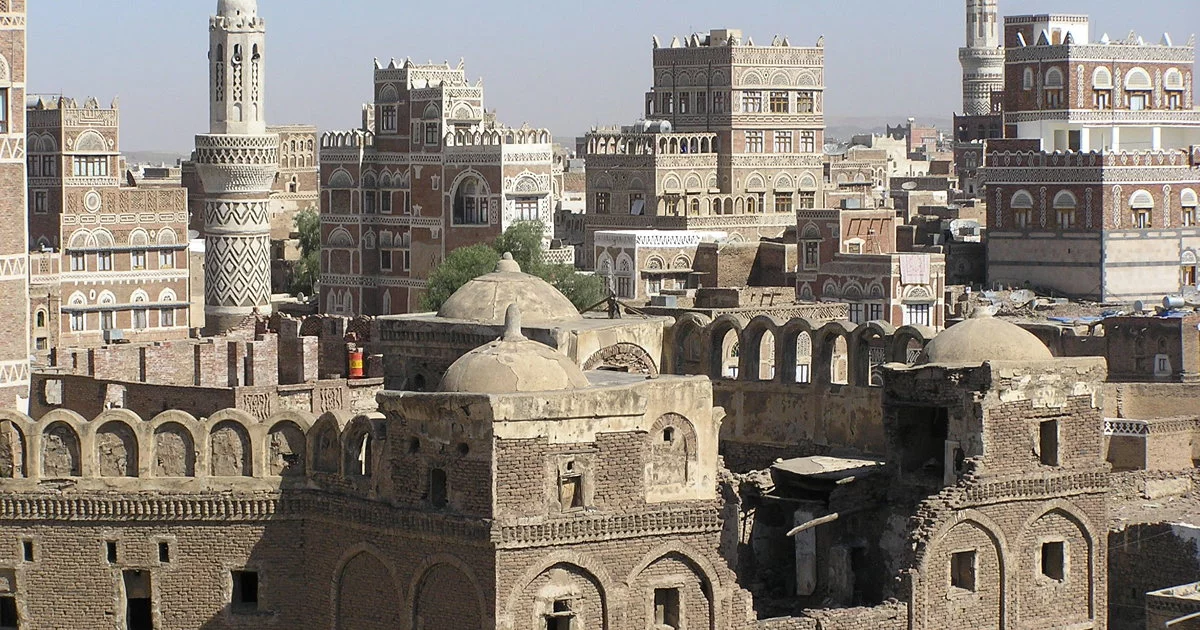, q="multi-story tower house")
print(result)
[194,0,279,332]
[26,96,190,353]
[318,58,556,316]
[981,15,1200,301]
[0,0,30,409]
[955,0,1005,197]
[580,29,825,268]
